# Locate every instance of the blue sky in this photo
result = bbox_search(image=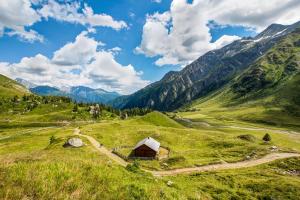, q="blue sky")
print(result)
[0,0,299,94]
